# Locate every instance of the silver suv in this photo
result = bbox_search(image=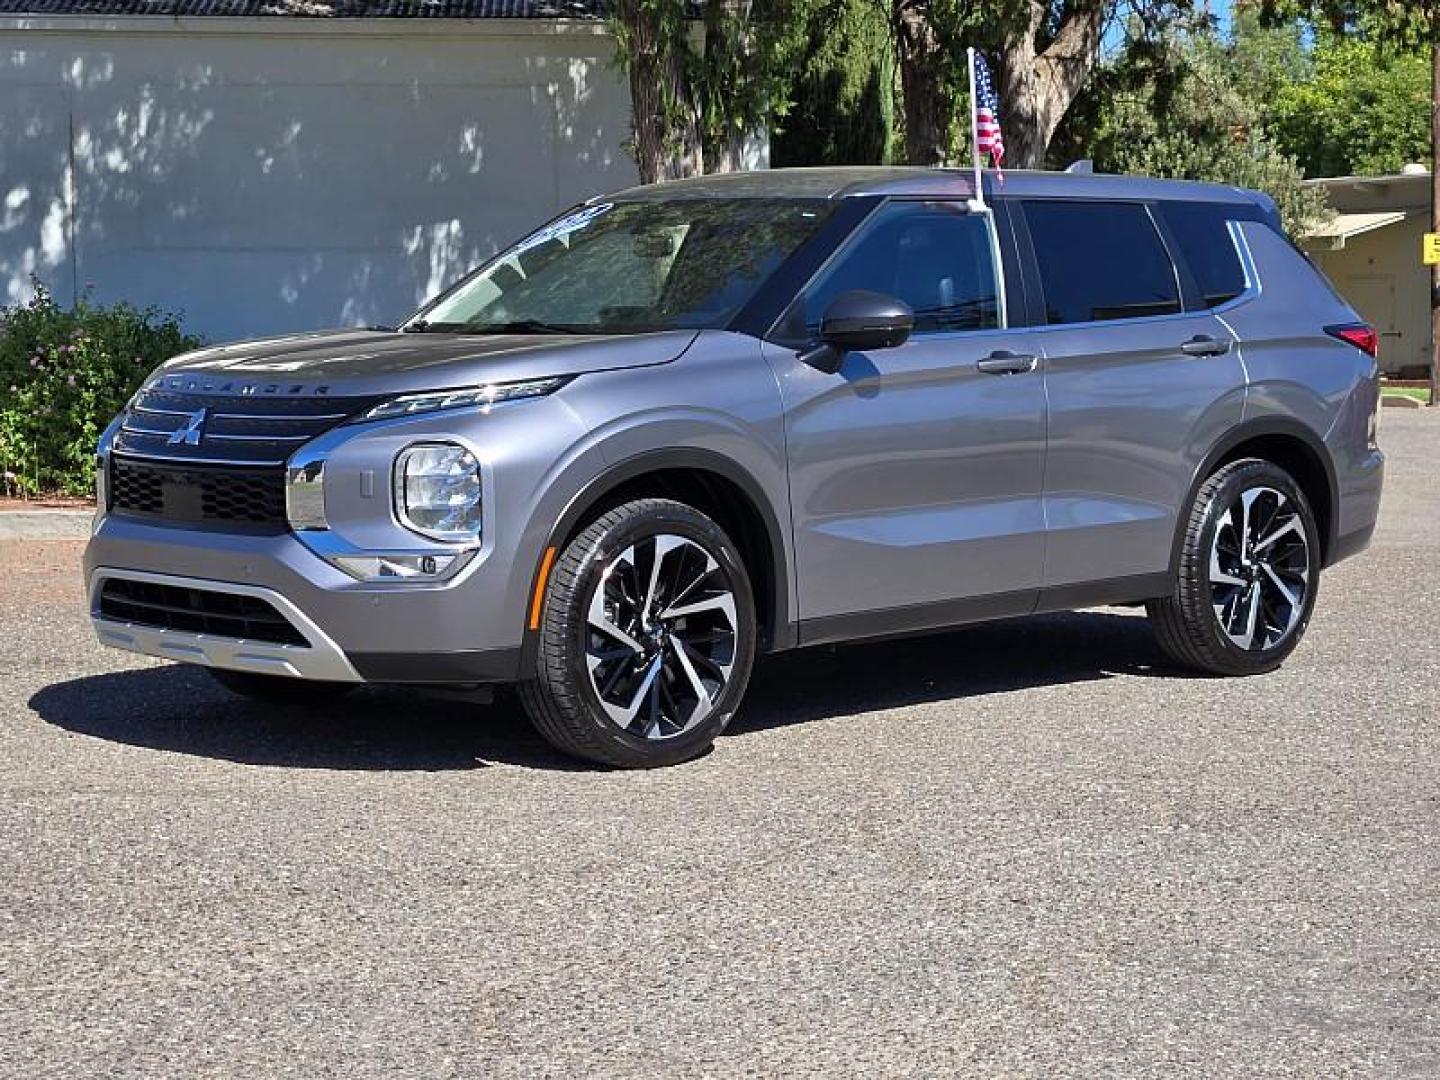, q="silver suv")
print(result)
[85,168,1385,768]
